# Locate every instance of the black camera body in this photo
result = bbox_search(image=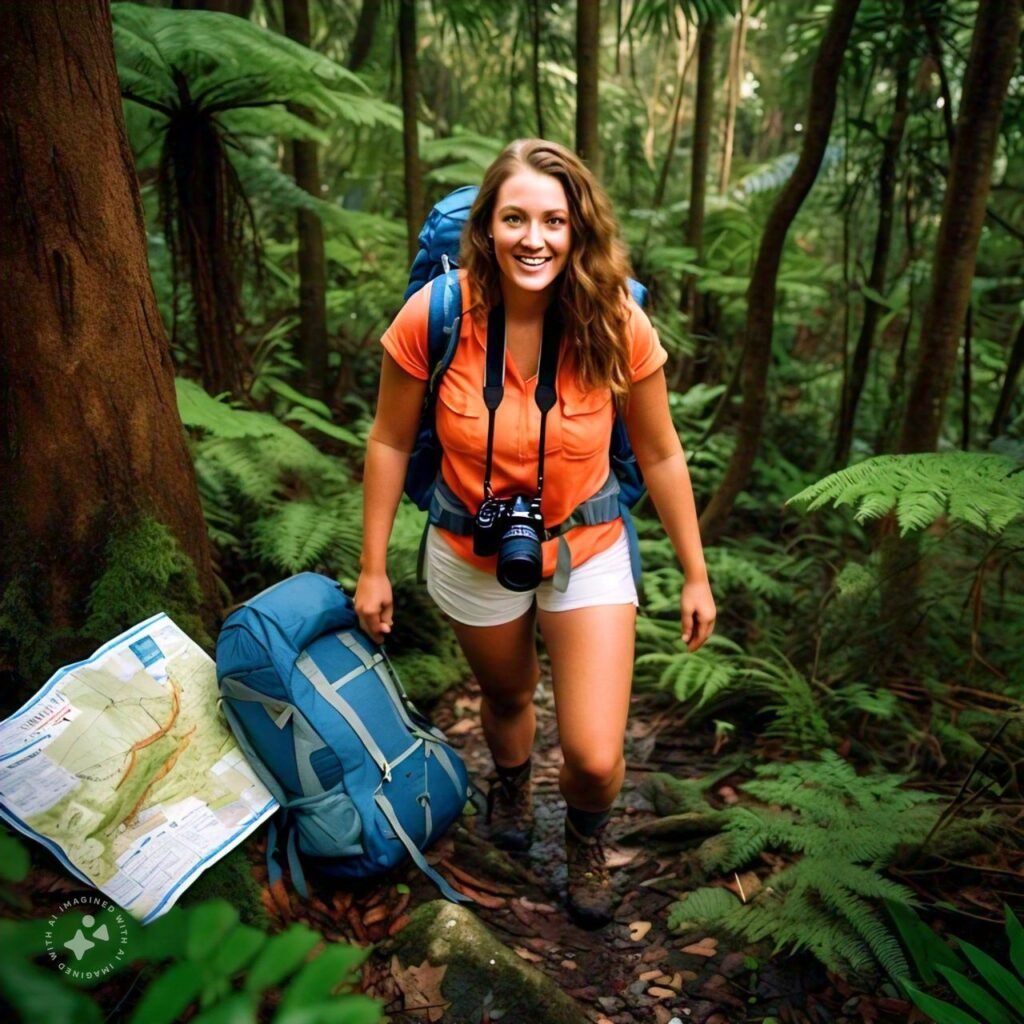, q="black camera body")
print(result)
[472,494,545,592]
